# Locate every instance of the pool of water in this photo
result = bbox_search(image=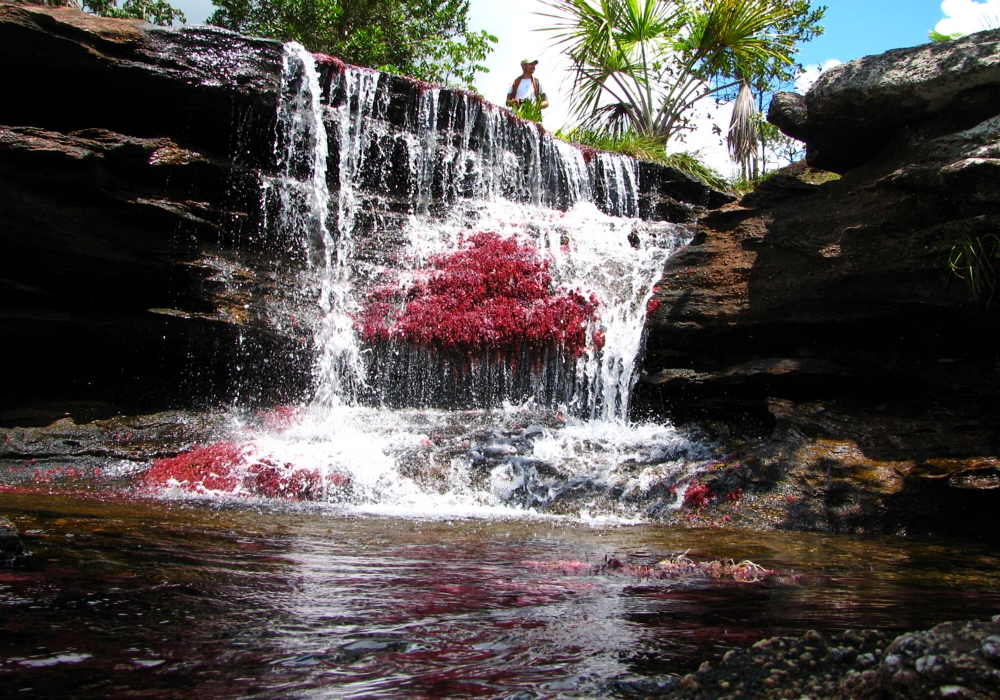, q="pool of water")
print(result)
[2,489,999,698]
